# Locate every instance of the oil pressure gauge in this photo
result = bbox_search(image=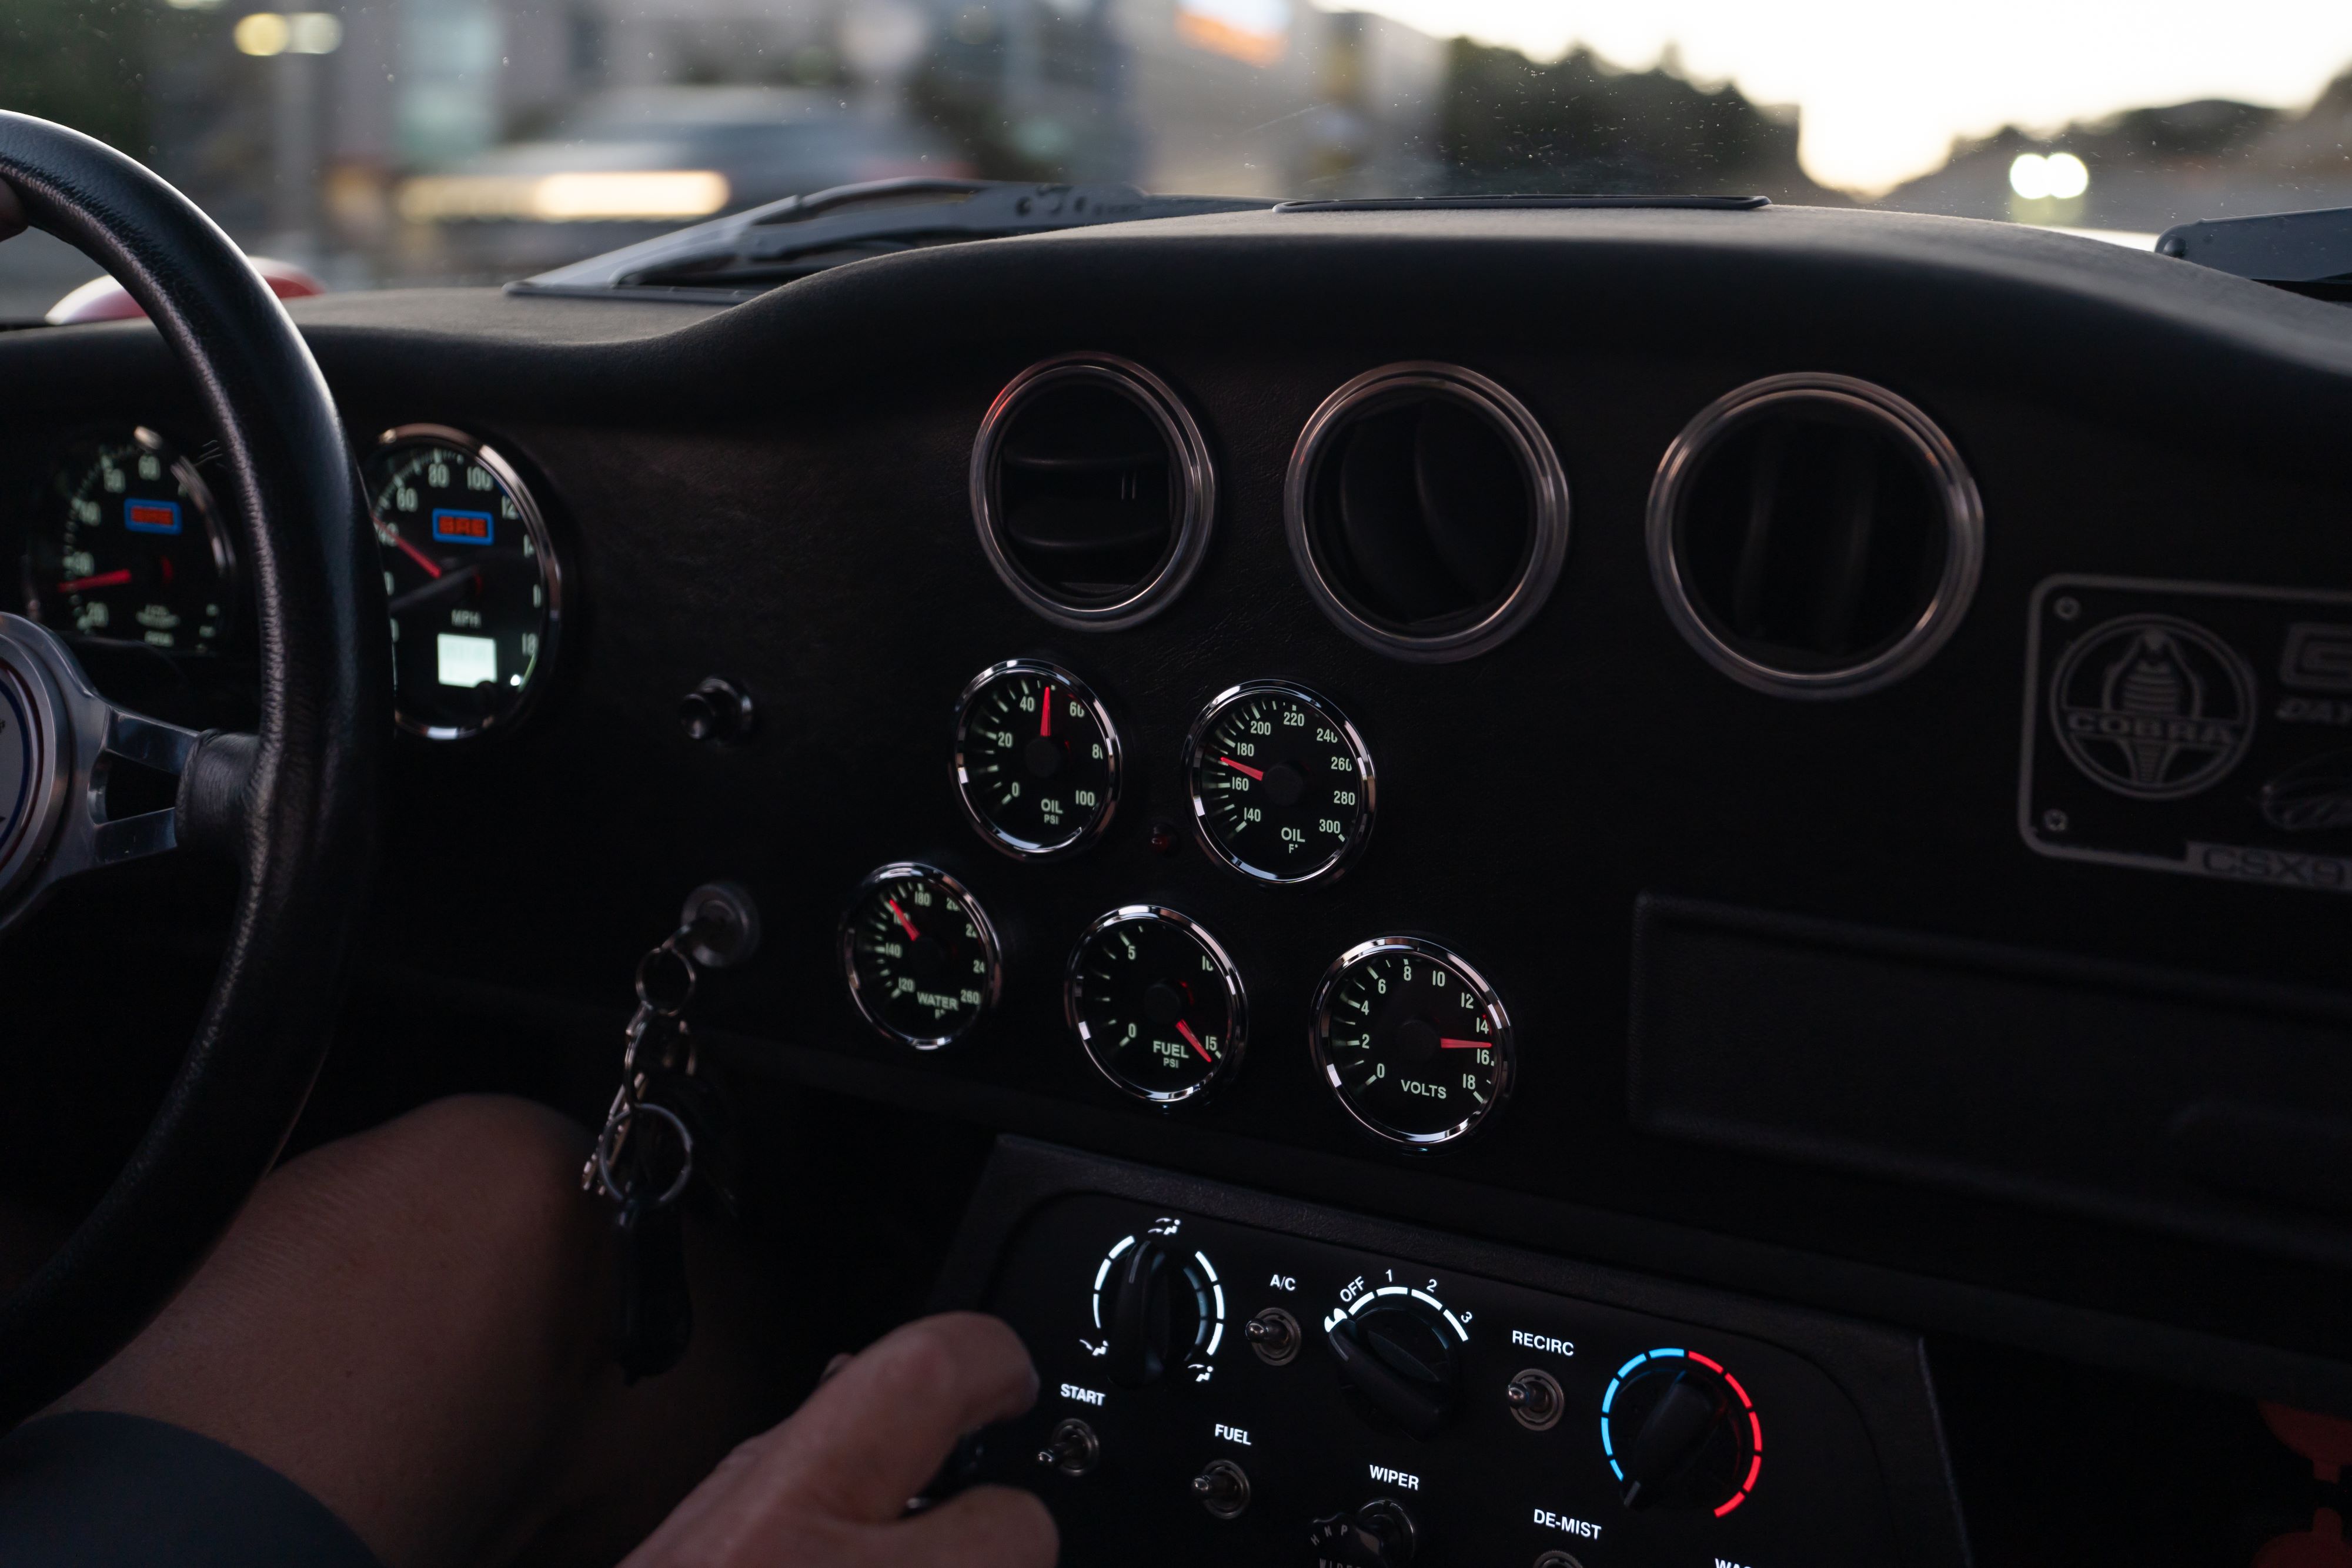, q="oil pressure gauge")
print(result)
[1182,680,1374,883]
[1311,937,1512,1148]
[954,659,1119,858]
